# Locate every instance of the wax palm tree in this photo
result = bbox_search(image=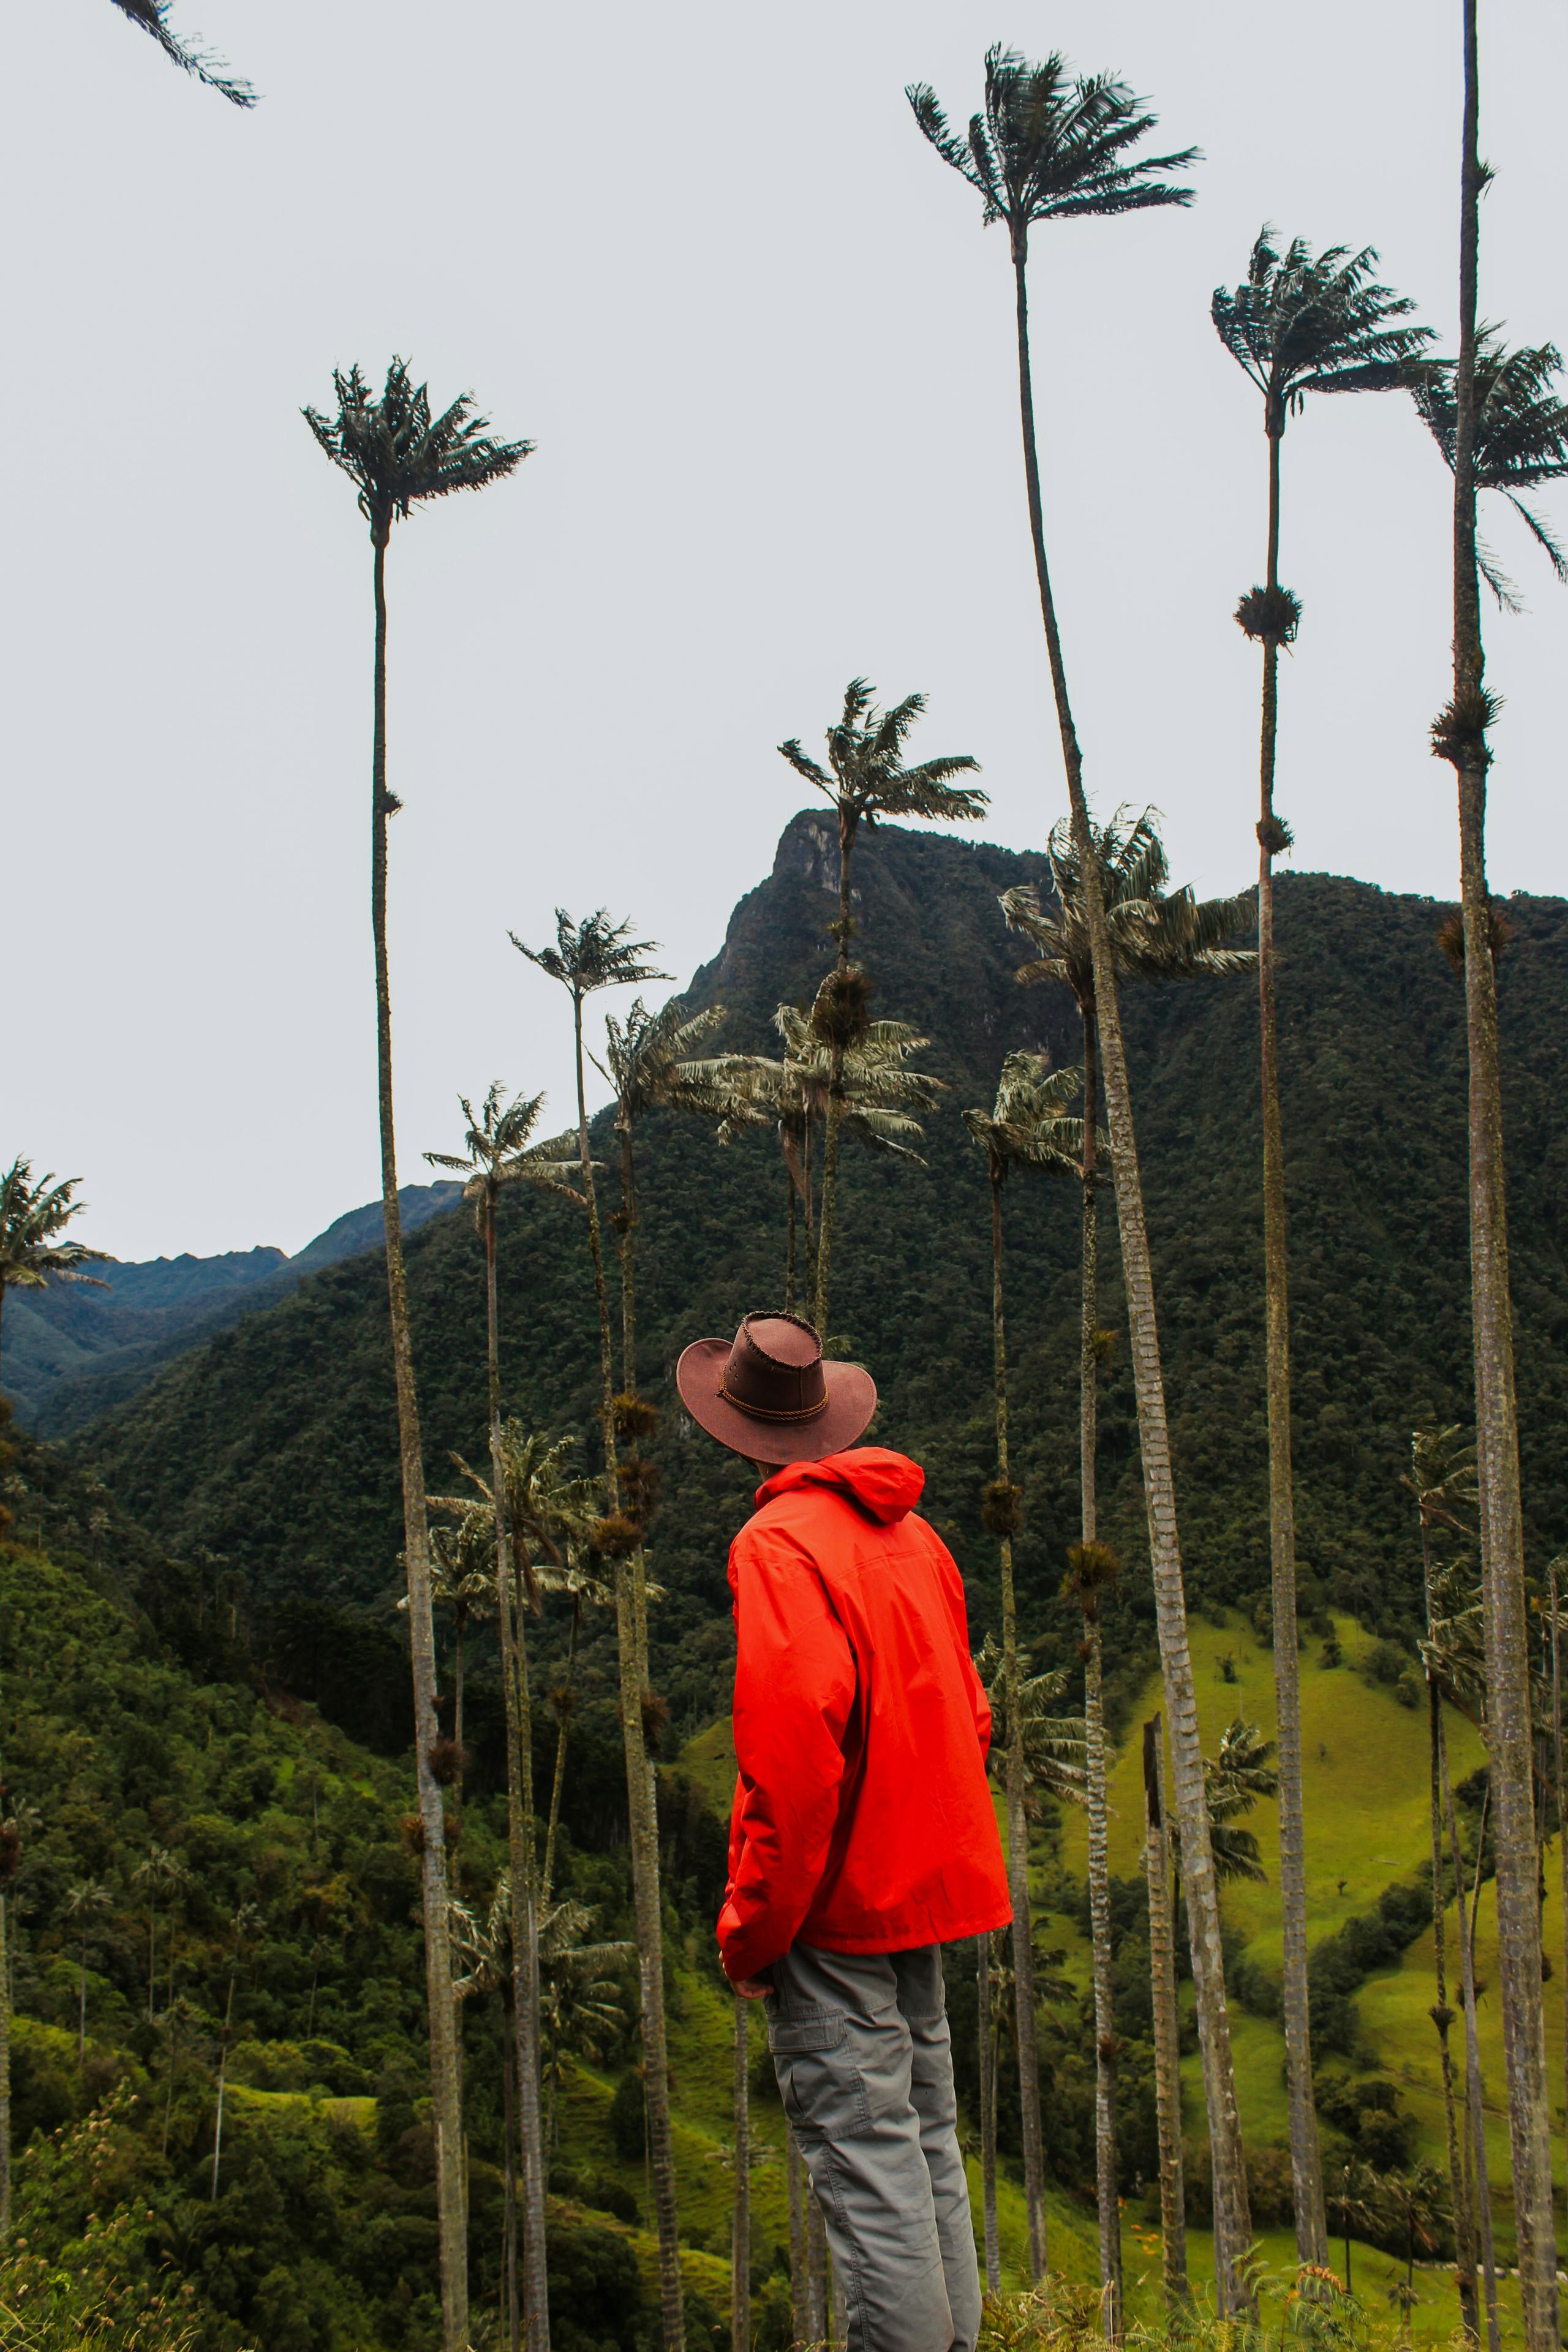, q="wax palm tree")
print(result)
[1426,17,1562,2338]
[209,1902,262,2201]
[1203,1719,1279,1885]
[62,1879,111,2064]
[511,905,684,2352]
[398,1515,494,1811]
[1005,810,1252,1575]
[731,1994,750,2352]
[782,990,943,1336]
[423,1082,583,2352]
[963,1052,1082,2274]
[0,1799,28,2239]
[1414,333,1568,608]
[106,0,254,104]
[1141,1717,1186,2304]
[778,680,984,1331]
[1212,232,1433,2266]
[1409,1425,1483,2343]
[451,1886,523,2352]
[1332,2161,1388,2297]
[132,1844,179,2024]
[306,356,529,2352]
[538,1897,633,2152]
[0,1160,109,1395]
[721,1005,938,1314]
[1065,1539,1127,2332]
[1384,2168,1449,2305]
[534,1545,618,1910]
[1547,1554,1568,2152]
[909,50,1257,2308]
[595,998,746,1703]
